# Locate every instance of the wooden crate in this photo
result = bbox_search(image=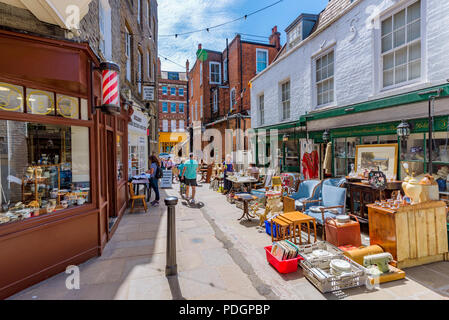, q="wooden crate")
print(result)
[368,201,449,269]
